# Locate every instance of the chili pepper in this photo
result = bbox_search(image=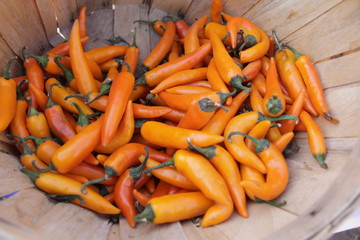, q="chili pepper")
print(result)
[245,120,271,152]
[239,164,264,201]
[285,44,338,124]
[96,154,108,165]
[184,15,208,56]
[10,82,36,152]
[224,111,297,173]
[99,58,122,72]
[121,32,139,74]
[95,100,134,154]
[81,143,171,191]
[71,103,90,133]
[206,59,232,105]
[202,91,249,135]
[163,16,189,38]
[48,37,89,56]
[265,125,282,142]
[158,90,234,112]
[145,150,233,227]
[165,85,212,95]
[0,57,18,131]
[113,149,150,227]
[131,134,162,149]
[21,168,120,214]
[135,42,211,87]
[249,85,265,113]
[78,6,87,39]
[132,103,172,119]
[85,46,128,65]
[26,97,52,138]
[133,192,213,224]
[69,20,98,94]
[294,120,306,132]
[101,71,134,145]
[177,97,226,130]
[51,115,103,173]
[144,177,156,193]
[142,21,176,71]
[187,140,248,218]
[262,57,285,117]
[239,27,269,63]
[13,76,27,91]
[229,132,289,201]
[273,131,295,152]
[26,50,71,76]
[85,57,103,81]
[242,59,261,82]
[272,31,318,116]
[204,22,231,46]
[139,155,198,190]
[141,121,224,149]
[260,56,270,76]
[28,83,47,111]
[53,54,78,92]
[150,67,207,94]
[279,89,305,134]
[209,29,249,92]
[210,0,223,23]
[226,16,261,49]
[63,110,78,130]
[10,134,47,171]
[134,19,166,35]
[300,110,327,168]
[267,37,275,57]
[133,188,150,207]
[168,41,180,62]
